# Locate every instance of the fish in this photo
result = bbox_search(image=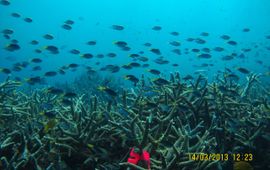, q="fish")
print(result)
[195,38,206,44]
[64,92,77,98]
[122,64,132,70]
[144,42,152,47]
[170,31,179,36]
[114,41,128,47]
[220,35,230,40]
[152,26,162,31]
[201,48,210,53]
[87,41,97,45]
[24,17,33,23]
[11,12,21,18]
[0,68,11,74]
[227,40,237,46]
[62,24,72,30]
[169,41,181,46]
[172,49,181,55]
[43,34,54,40]
[62,98,72,105]
[44,45,59,54]
[191,48,200,53]
[47,87,64,95]
[65,19,74,25]
[2,29,13,34]
[124,75,139,85]
[111,25,124,30]
[96,54,104,58]
[69,63,79,68]
[5,43,20,51]
[154,58,169,64]
[30,40,39,45]
[81,53,93,59]
[0,0,10,6]
[152,78,170,86]
[40,111,57,119]
[213,47,224,52]
[26,76,44,85]
[183,75,193,81]
[107,53,117,58]
[242,28,250,32]
[129,62,141,67]
[200,32,209,36]
[147,69,161,75]
[44,71,57,77]
[198,53,211,59]
[97,86,117,97]
[236,67,250,74]
[31,58,42,63]
[138,56,148,62]
[222,55,234,61]
[43,119,57,133]
[32,66,42,71]
[150,48,161,55]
